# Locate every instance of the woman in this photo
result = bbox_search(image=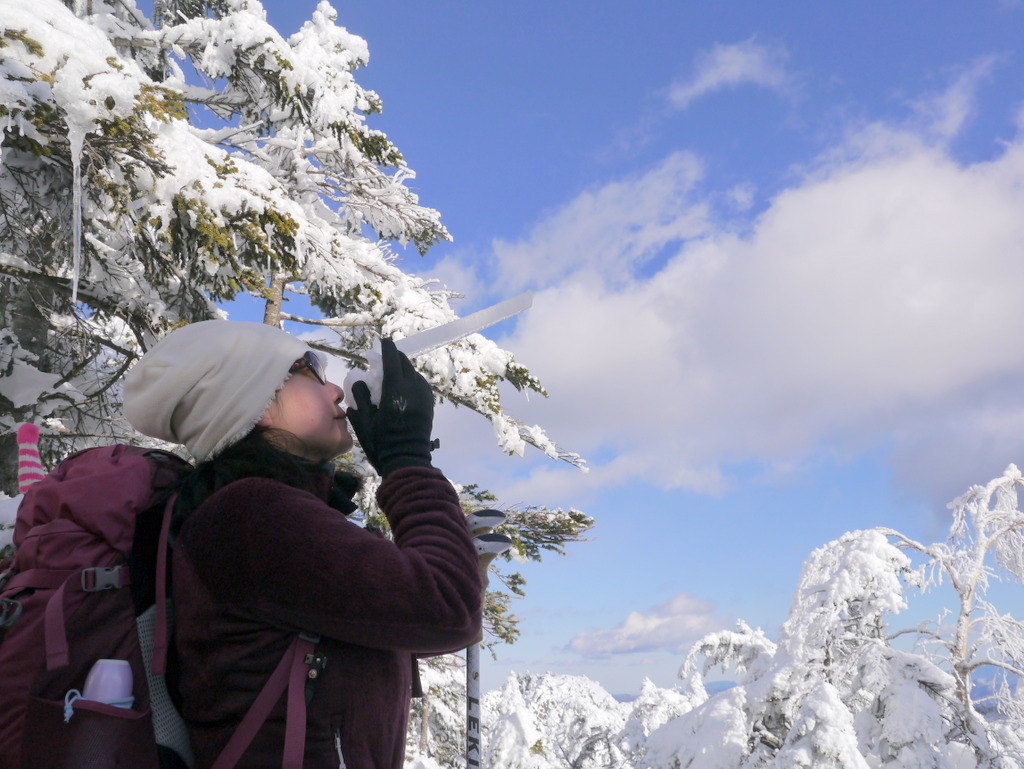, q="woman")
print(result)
[124,320,482,769]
